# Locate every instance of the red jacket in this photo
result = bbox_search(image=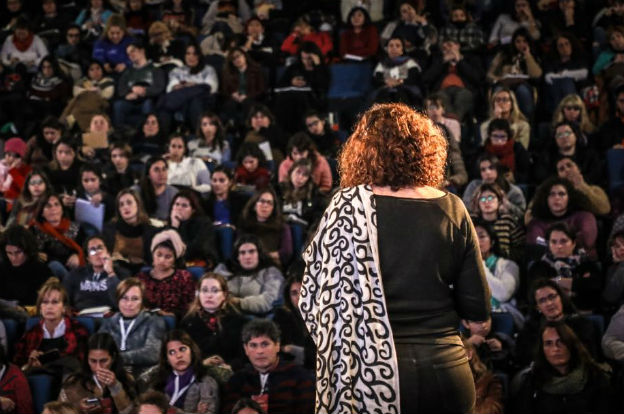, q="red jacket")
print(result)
[281,31,333,57]
[13,317,89,367]
[0,364,34,414]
